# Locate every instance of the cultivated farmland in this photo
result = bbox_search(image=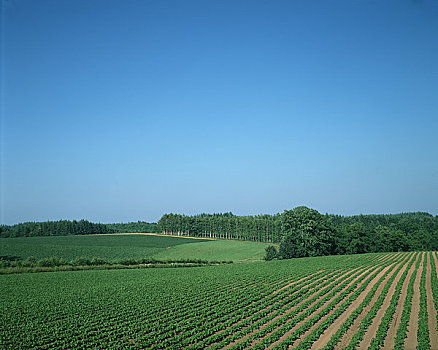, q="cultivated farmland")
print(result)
[1,251,437,349]
[0,234,272,262]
